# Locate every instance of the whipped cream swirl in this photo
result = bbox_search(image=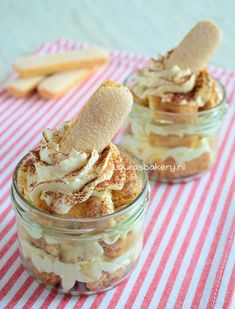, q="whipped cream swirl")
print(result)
[22,122,126,214]
[132,56,197,102]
